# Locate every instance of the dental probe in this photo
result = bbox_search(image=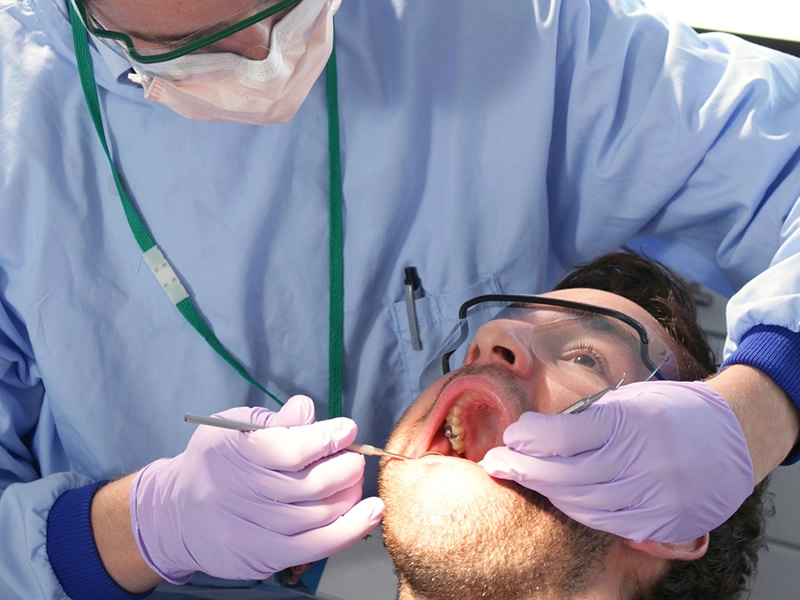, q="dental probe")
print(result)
[184,413,412,460]
[560,357,669,415]
[560,374,626,415]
